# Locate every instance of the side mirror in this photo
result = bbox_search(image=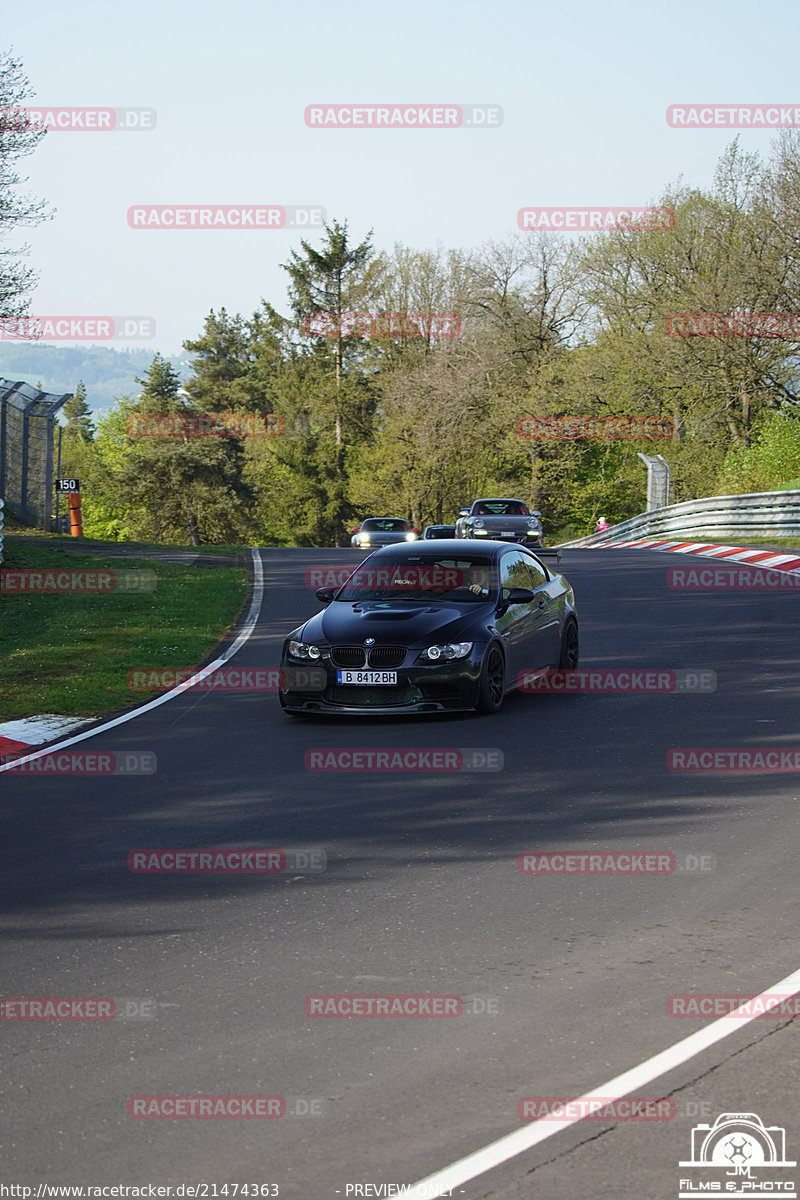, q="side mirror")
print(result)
[315,586,337,605]
[458,508,470,517]
[350,526,360,533]
[496,586,535,614]
[411,527,421,534]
